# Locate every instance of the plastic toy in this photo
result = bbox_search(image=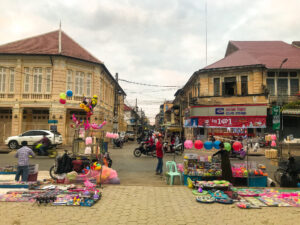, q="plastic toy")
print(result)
[224,142,231,151]
[214,140,221,149]
[66,90,73,97]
